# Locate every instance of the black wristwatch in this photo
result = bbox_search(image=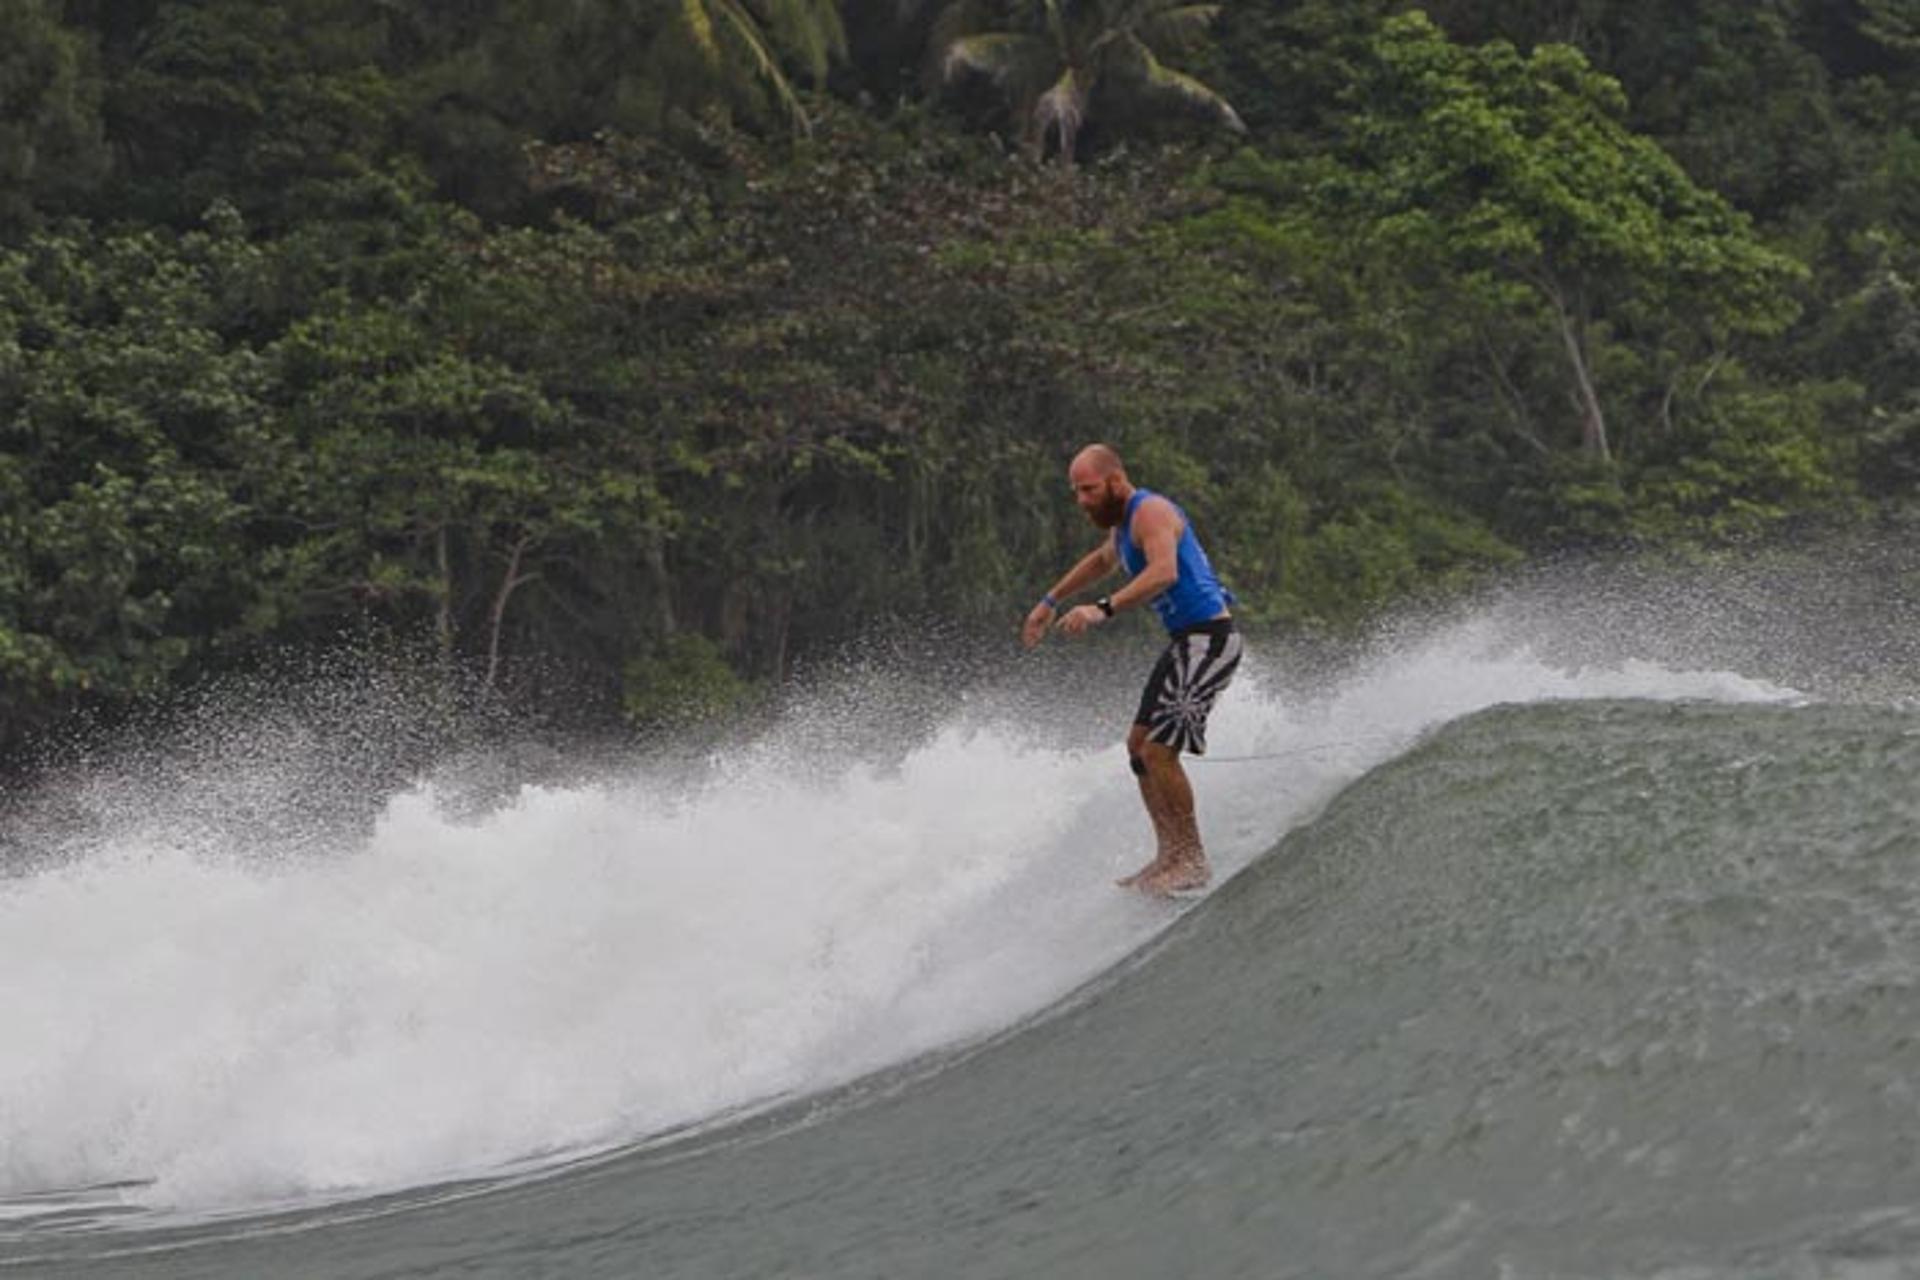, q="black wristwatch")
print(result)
[1095,596,1115,617]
